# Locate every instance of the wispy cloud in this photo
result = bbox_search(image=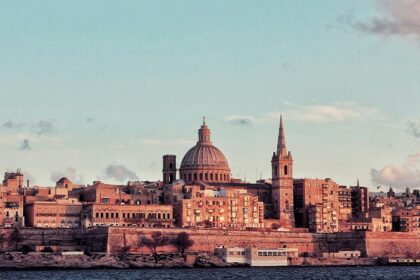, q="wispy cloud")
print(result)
[2,120,25,129]
[343,0,420,40]
[19,139,31,151]
[228,102,381,125]
[225,115,255,126]
[103,164,138,182]
[34,120,57,136]
[407,118,420,138]
[51,167,86,184]
[282,101,381,123]
[371,153,420,189]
